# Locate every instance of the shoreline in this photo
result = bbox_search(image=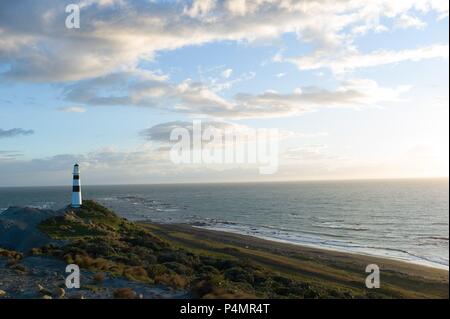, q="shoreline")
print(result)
[144,222,449,296]
[2,202,448,270]
[194,225,449,271]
